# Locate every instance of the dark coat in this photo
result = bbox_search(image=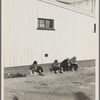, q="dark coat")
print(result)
[29,64,36,70]
[60,59,71,71]
[60,59,69,67]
